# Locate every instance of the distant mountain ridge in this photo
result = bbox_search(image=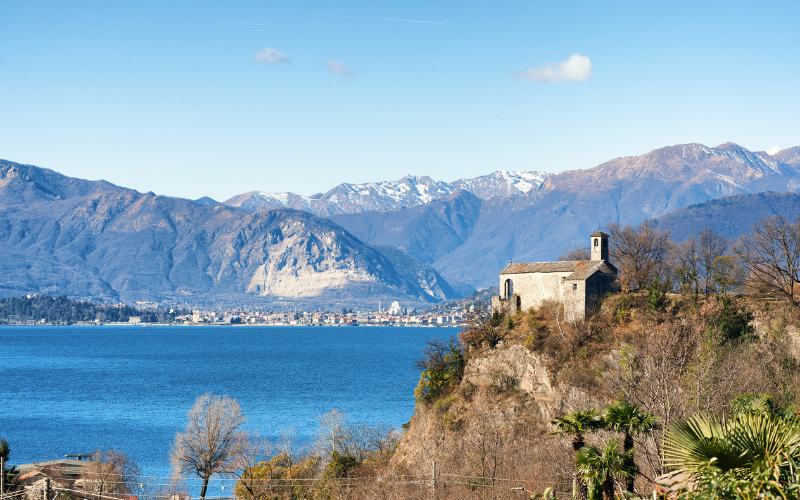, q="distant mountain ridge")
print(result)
[328,142,800,287]
[0,160,464,307]
[773,145,800,167]
[653,191,800,242]
[224,170,549,217]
